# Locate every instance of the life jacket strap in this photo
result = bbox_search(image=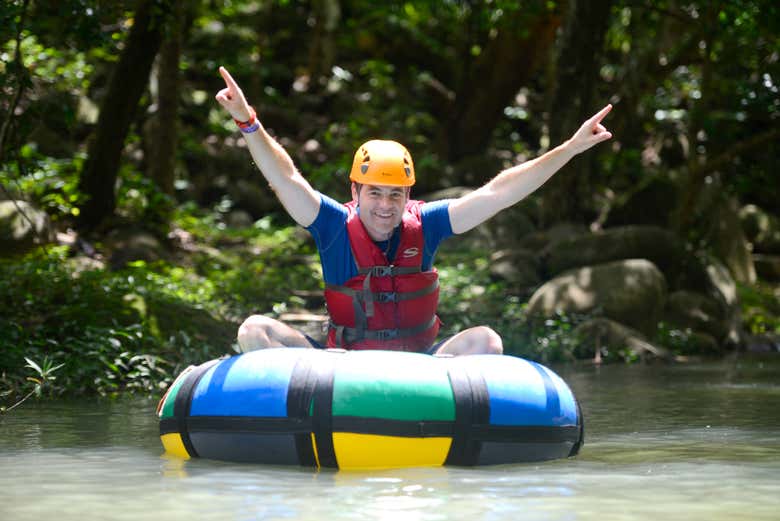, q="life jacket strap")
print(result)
[326,278,439,320]
[325,279,438,304]
[358,265,420,277]
[329,315,438,346]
